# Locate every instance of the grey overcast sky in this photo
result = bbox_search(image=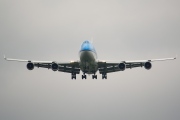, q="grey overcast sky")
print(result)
[0,0,180,120]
